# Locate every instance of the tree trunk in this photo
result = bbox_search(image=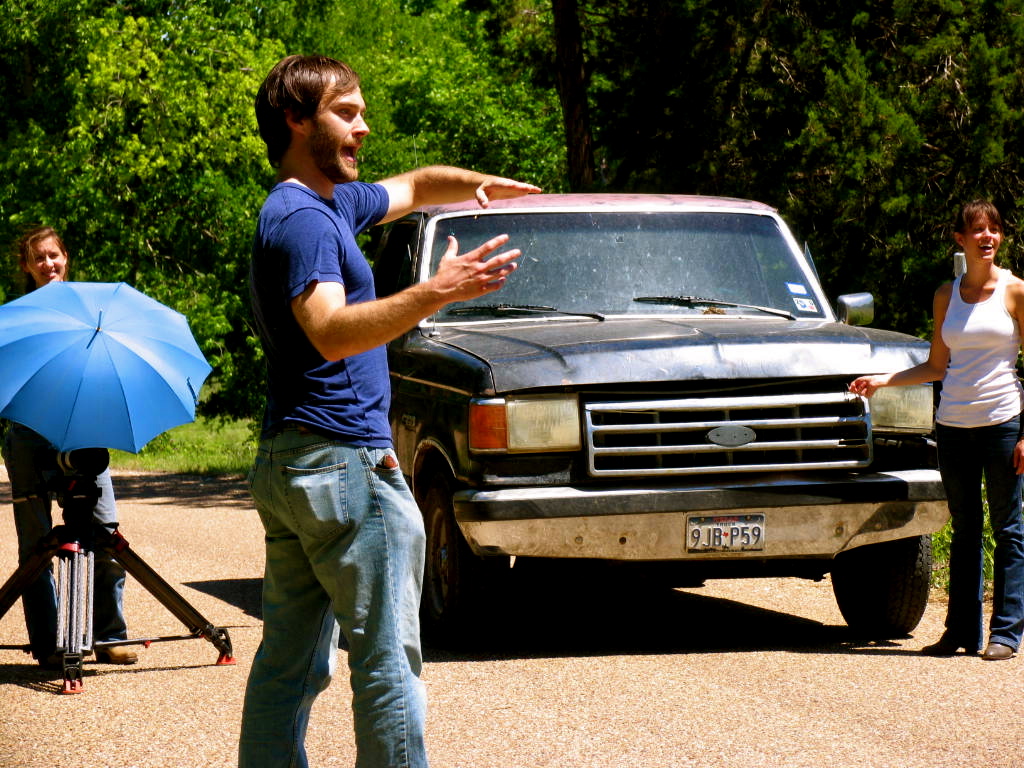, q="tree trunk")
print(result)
[552,0,594,190]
